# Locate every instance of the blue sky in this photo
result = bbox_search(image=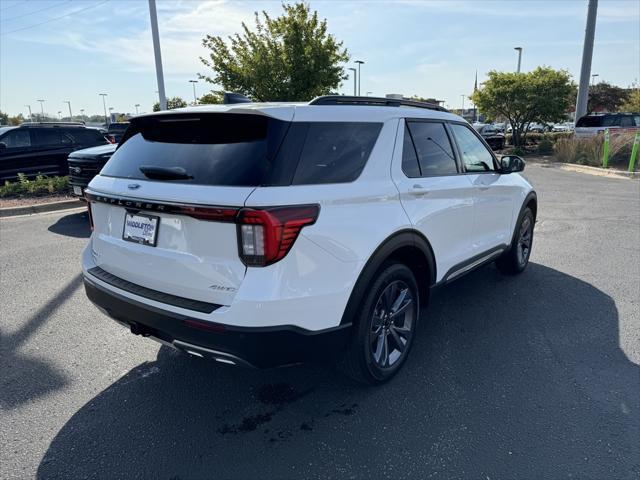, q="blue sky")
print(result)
[1,0,639,117]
